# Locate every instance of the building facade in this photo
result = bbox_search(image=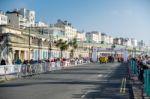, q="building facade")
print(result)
[6,11,27,29]
[0,11,7,25]
[86,32,100,43]
[18,8,35,27]
[77,31,86,42]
